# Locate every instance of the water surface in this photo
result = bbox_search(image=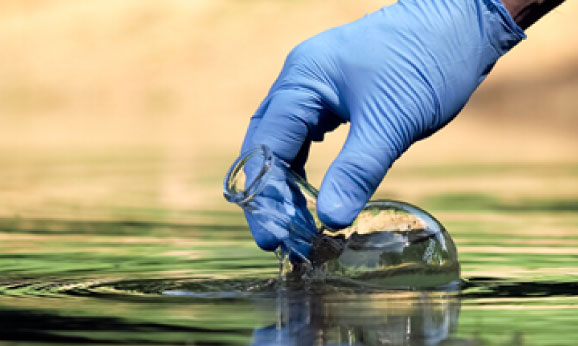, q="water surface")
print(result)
[0,156,577,345]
